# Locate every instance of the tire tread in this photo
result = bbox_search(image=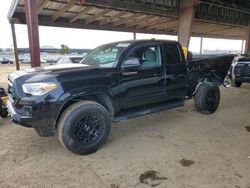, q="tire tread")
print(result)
[58,100,110,154]
[194,82,220,114]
